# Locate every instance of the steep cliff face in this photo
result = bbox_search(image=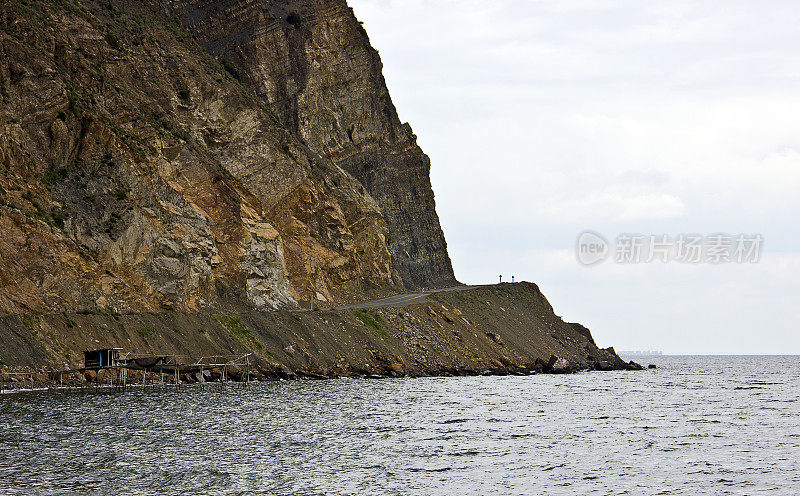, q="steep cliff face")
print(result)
[172,0,458,289]
[0,0,398,314]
